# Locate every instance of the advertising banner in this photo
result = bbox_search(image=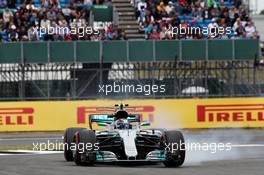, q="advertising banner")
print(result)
[0,98,264,131]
